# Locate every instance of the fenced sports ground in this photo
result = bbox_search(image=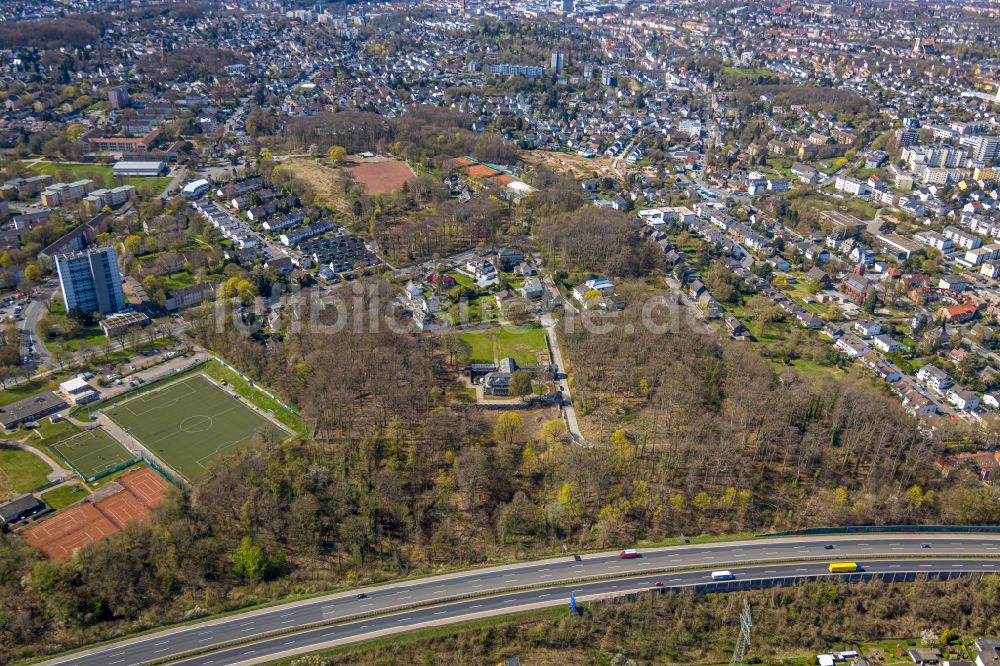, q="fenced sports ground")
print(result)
[50,428,136,481]
[104,374,287,482]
